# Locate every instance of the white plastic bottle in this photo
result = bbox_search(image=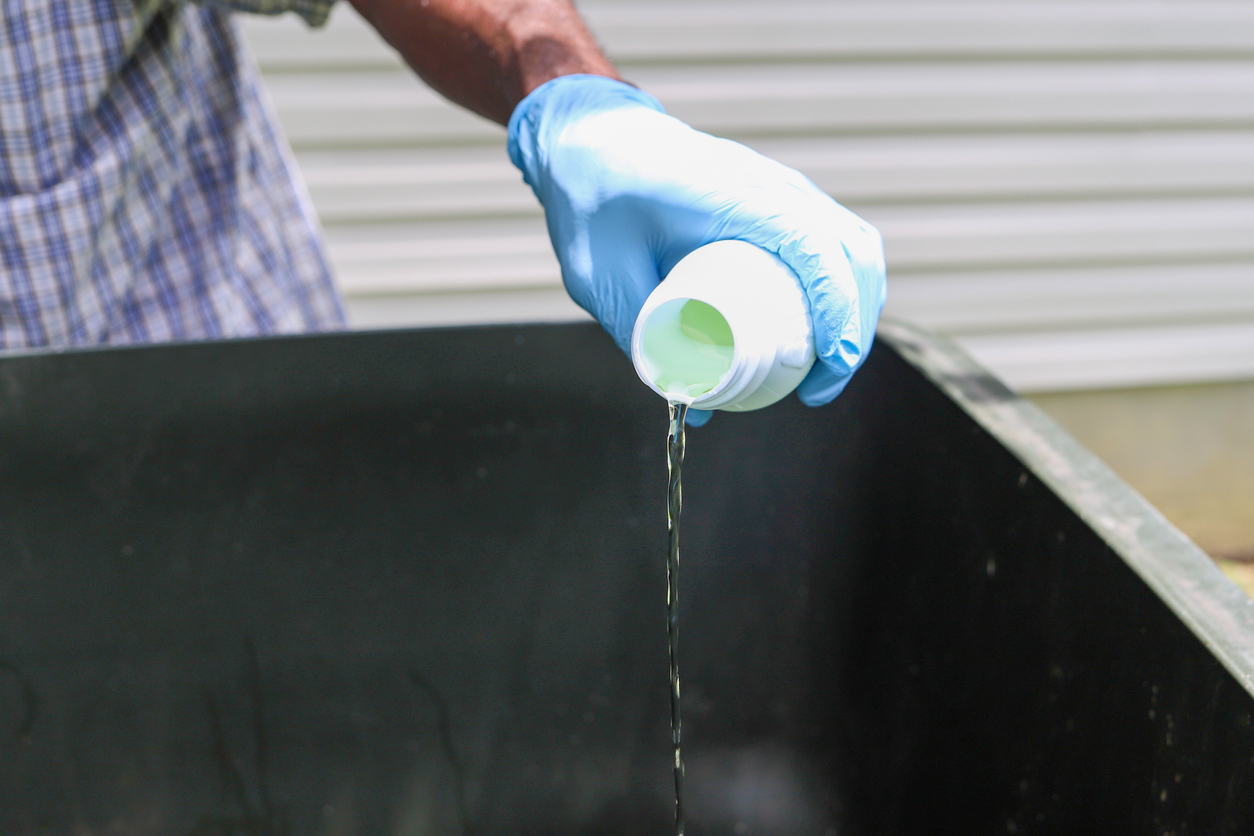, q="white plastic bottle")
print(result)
[630,240,816,412]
